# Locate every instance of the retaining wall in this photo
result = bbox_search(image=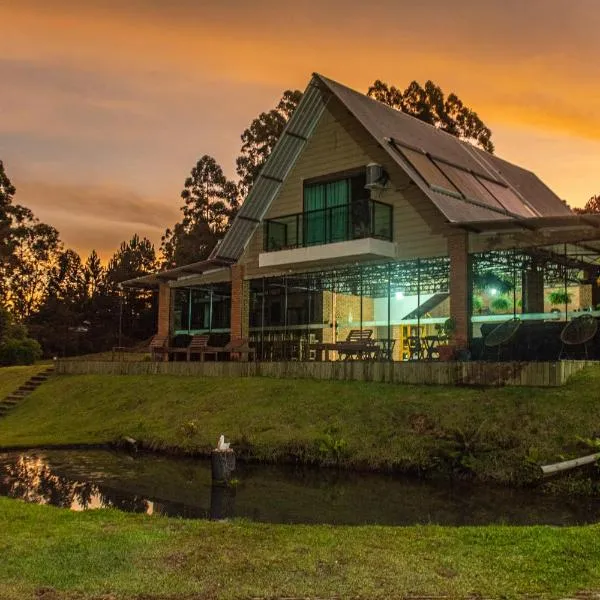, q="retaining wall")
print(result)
[55,359,597,387]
